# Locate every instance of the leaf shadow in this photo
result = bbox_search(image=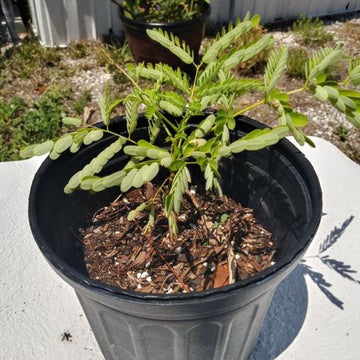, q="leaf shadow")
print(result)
[250,215,359,359]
